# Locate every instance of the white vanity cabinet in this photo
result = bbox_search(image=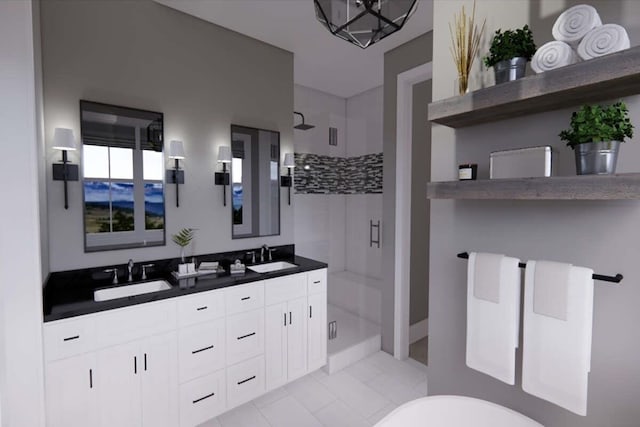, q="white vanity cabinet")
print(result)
[44,267,327,427]
[307,269,328,372]
[43,300,178,427]
[264,273,310,390]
